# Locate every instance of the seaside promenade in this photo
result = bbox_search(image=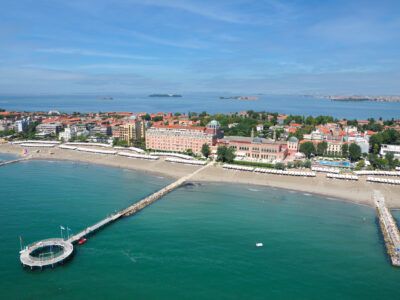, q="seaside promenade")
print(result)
[20,163,210,269]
